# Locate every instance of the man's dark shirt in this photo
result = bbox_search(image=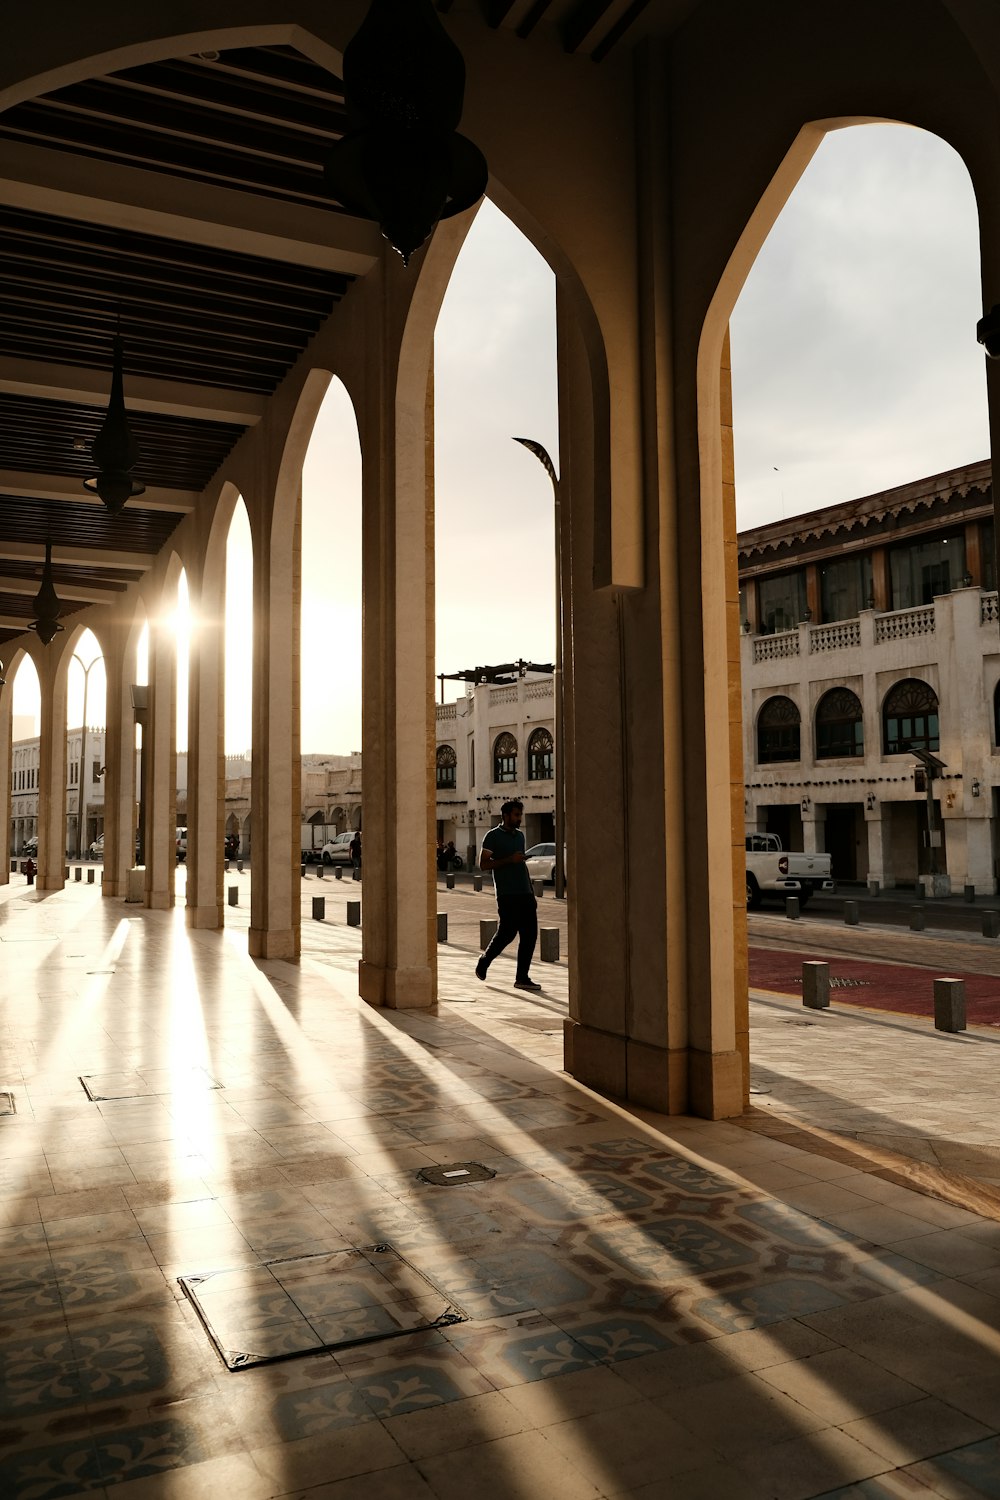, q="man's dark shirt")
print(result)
[482,825,532,896]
